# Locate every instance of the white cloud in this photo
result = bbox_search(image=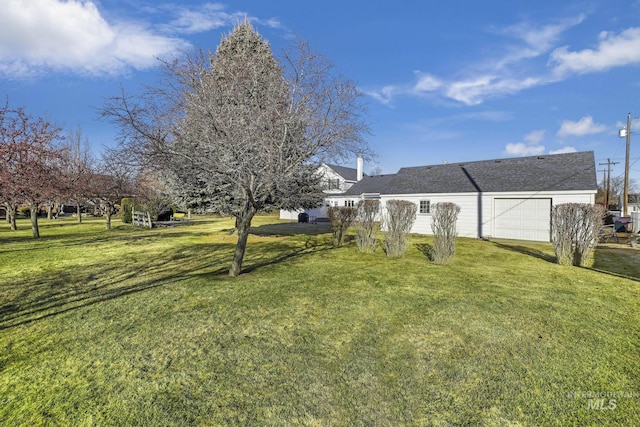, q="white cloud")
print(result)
[549,146,578,154]
[414,73,443,92]
[524,130,545,144]
[367,15,640,107]
[505,142,545,156]
[557,116,607,137]
[492,15,586,69]
[504,129,548,156]
[369,15,585,106]
[161,3,233,34]
[550,27,640,76]
[445,75,542,106]
[0,0,190,78]
[365,85,398,105]
[158,3,282,34]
